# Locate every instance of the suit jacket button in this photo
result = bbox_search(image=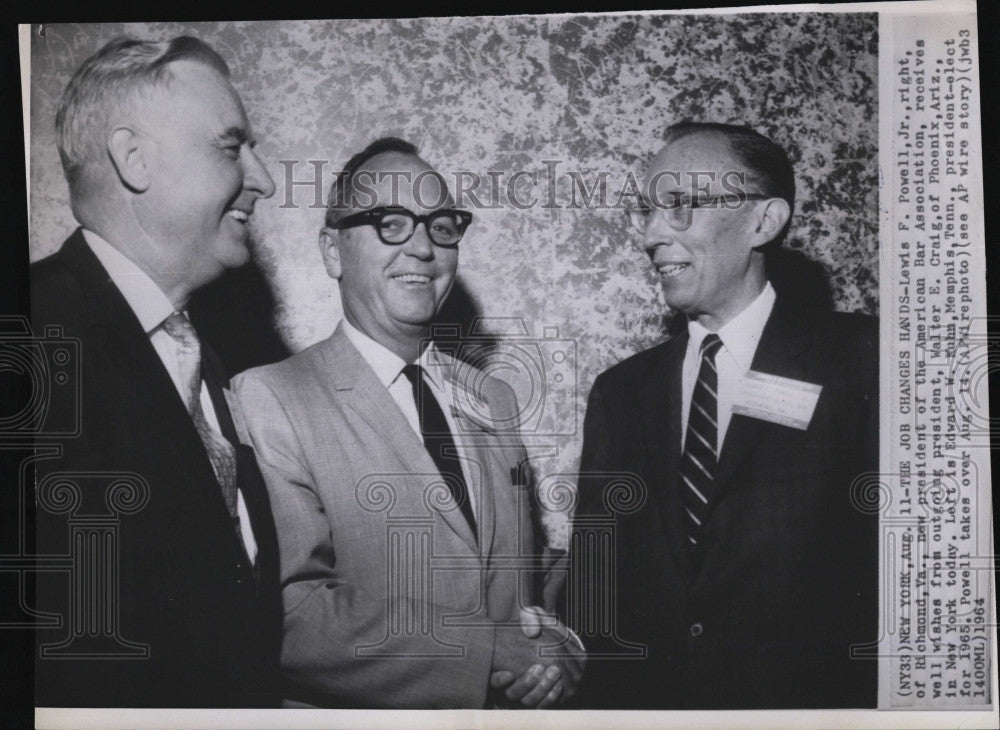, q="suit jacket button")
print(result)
[690,622,703,637]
